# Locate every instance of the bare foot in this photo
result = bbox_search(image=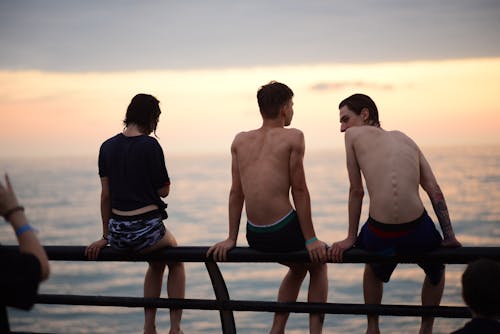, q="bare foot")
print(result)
[169,330,183,334]
[144,326,157,334]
